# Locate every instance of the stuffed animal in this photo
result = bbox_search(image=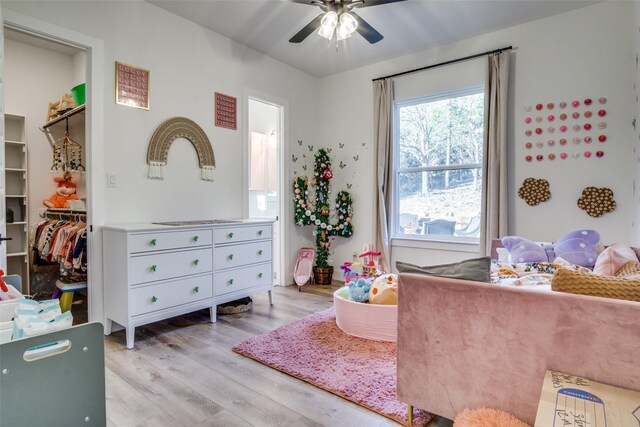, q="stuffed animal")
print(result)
[43,171,79,208]
[369,274,398,305]
[0,270,7,301]
[348,277,373,302]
